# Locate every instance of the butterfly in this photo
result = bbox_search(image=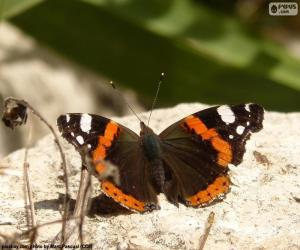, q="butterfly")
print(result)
[57,103,264,213]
